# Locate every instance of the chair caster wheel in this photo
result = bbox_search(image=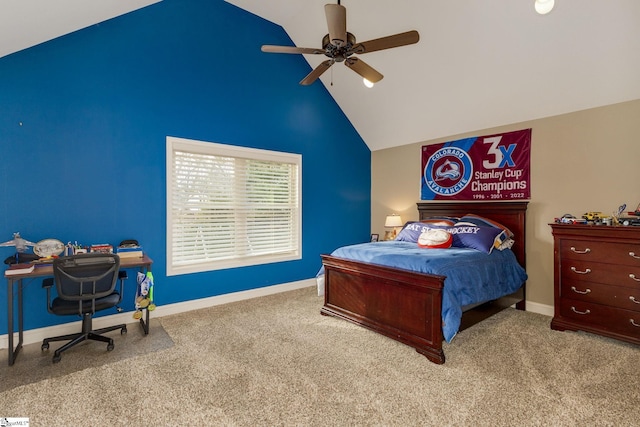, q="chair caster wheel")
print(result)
[107,342,115,352]
[121,326,127,335]
[52,354,61,363]
[42,342,49,351]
